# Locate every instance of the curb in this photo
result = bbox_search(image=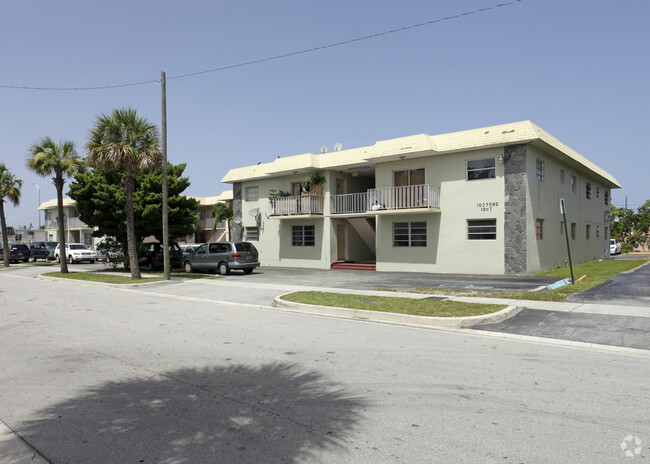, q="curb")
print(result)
[37,274,181,288]
[273,293,521,328]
